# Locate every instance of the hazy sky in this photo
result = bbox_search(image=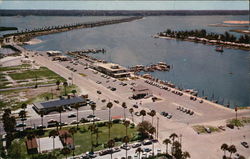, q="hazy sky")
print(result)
[0,1,249,10]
